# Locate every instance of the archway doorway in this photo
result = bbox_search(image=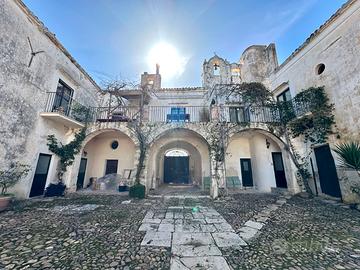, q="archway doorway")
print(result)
[163,149,190,184]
